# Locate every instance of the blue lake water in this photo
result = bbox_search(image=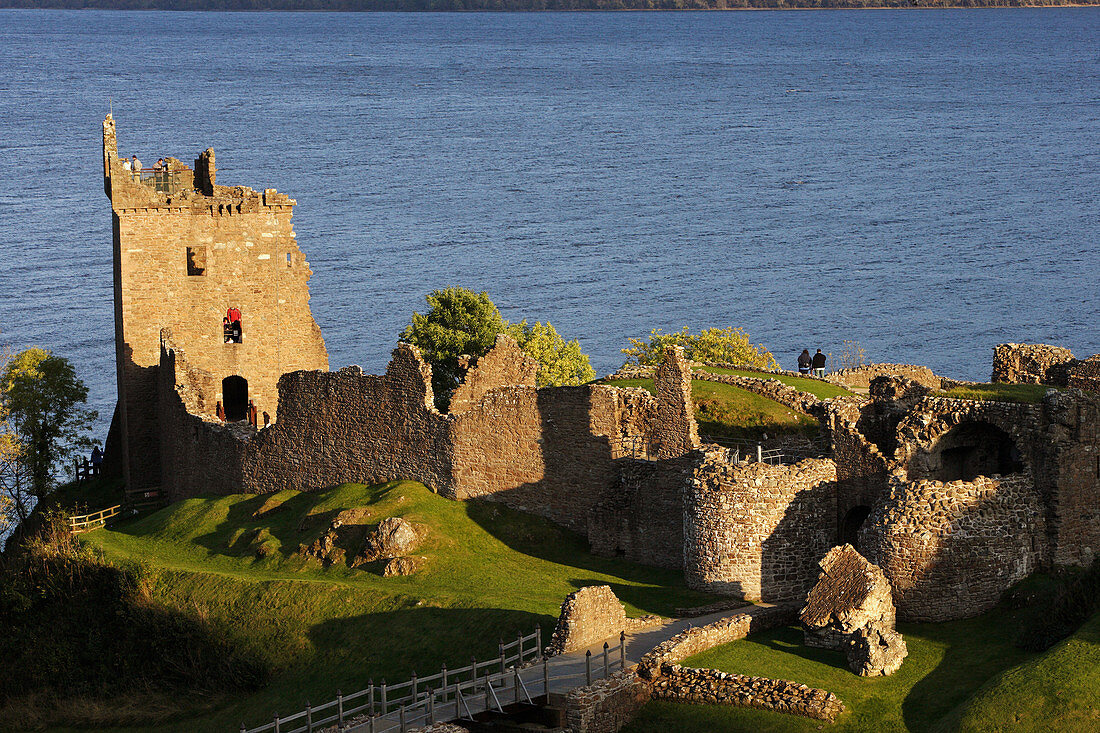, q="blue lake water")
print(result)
[0,8,1098,439]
